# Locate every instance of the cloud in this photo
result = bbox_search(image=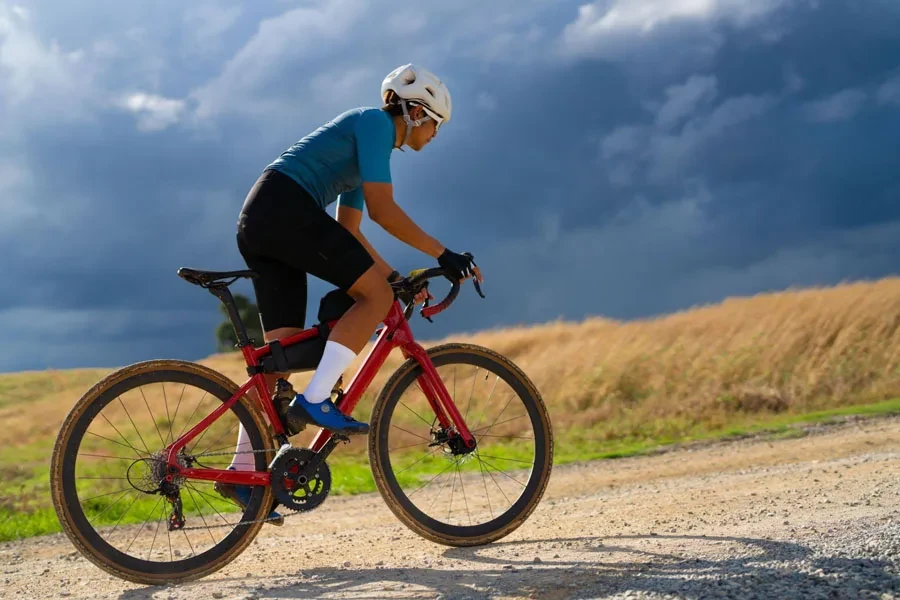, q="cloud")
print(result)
[0,4,93,111]
[3,0,900,373]
[190,0,367,120]
[876,73,900,106]
[182,3,242,53]
[655,74,718,130]
[599,73,778,185]
[121,92,187,131]
[558,0,796,59]
[804,88,868,122]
